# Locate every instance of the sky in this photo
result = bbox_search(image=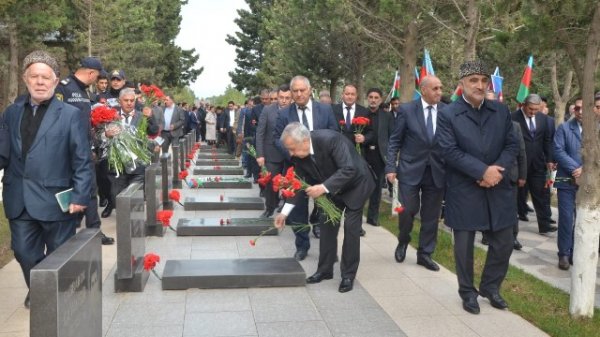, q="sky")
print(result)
[176,0,248,99]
